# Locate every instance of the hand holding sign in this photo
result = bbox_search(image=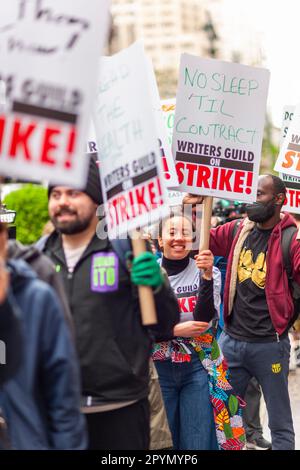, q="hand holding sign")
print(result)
[131,252,164,289]
[194,250,213,280]
[183,193,204,205]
